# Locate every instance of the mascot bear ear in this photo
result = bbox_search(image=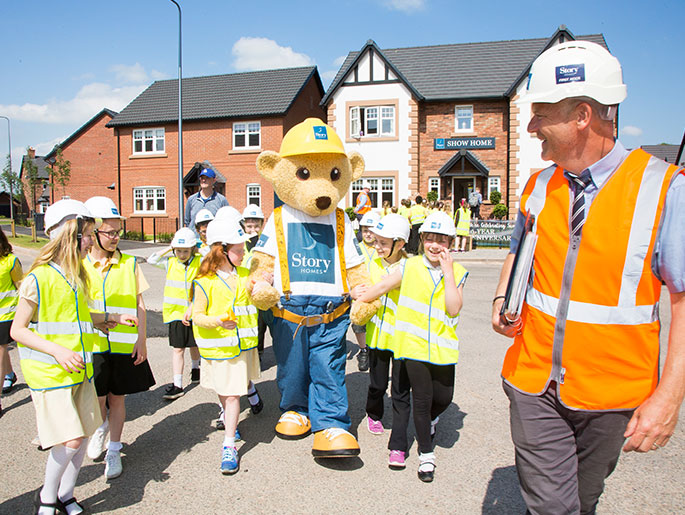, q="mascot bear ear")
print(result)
[348,151,365,182]
[256,151,282,181]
